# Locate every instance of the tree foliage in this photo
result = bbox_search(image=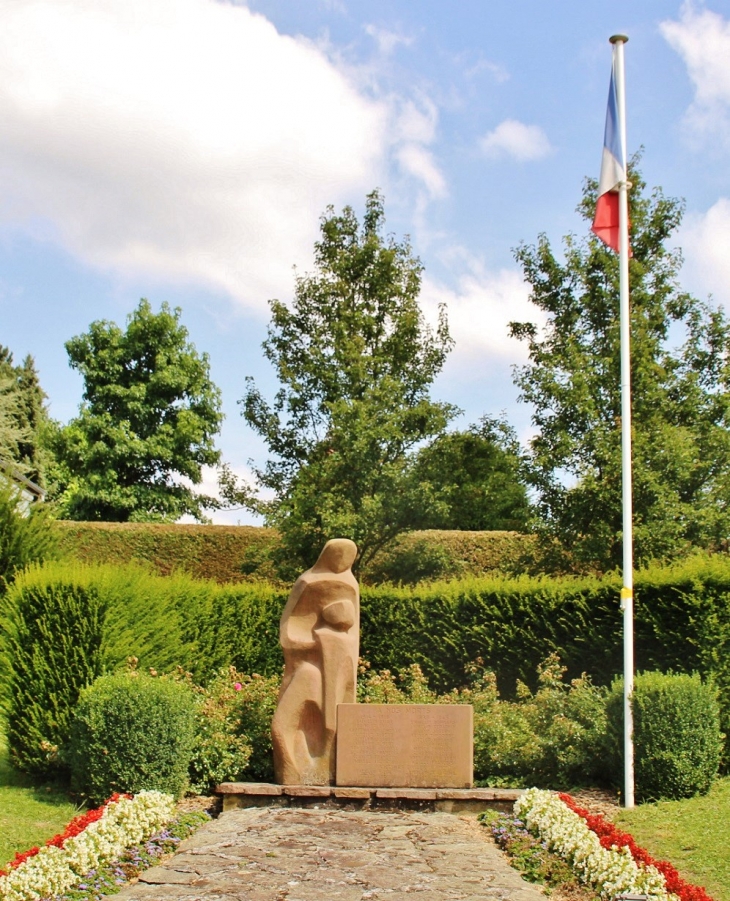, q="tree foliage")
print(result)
[511,162,730,571]
[0,482,58,595]
[240,190,456,572]
[407,417,531,532]
[0,347,49,486]
[54,299,223,522]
